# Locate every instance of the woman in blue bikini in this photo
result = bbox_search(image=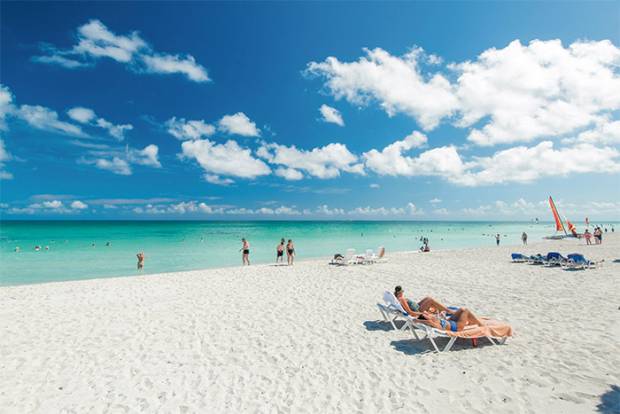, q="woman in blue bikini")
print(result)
[418,308,484,332]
